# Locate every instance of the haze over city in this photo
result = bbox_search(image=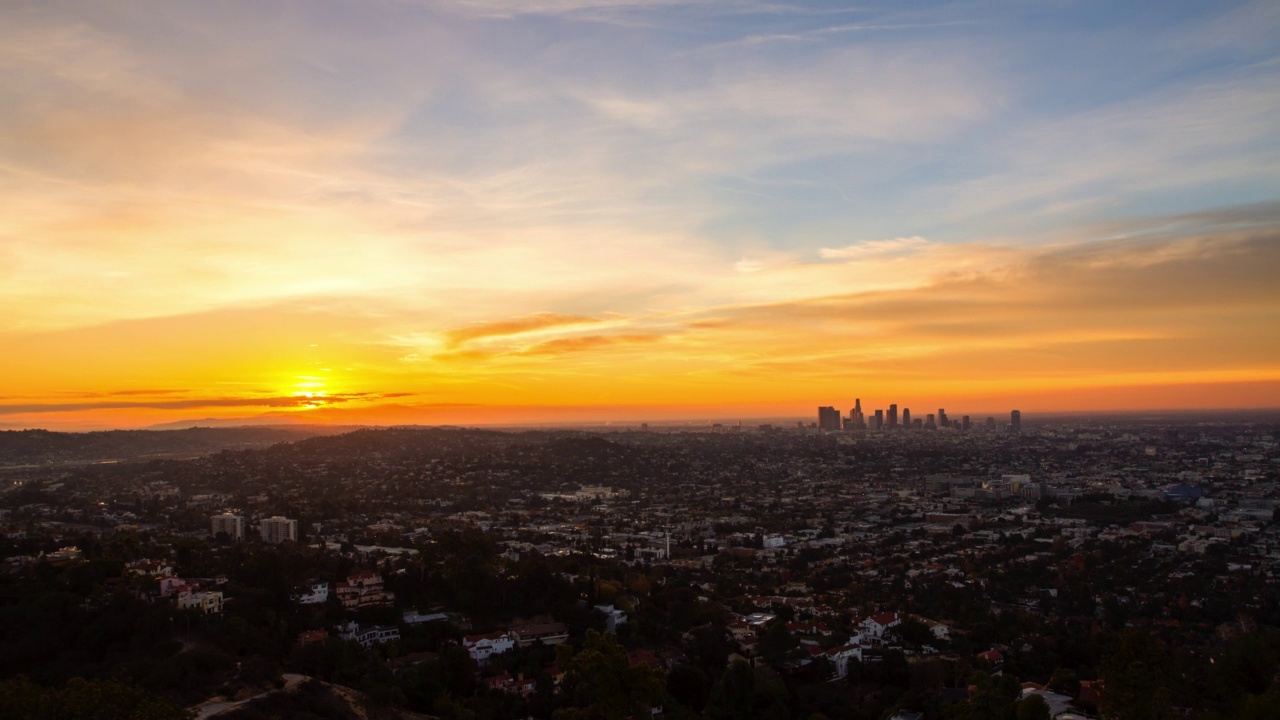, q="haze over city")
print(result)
[3,0,1279,430]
